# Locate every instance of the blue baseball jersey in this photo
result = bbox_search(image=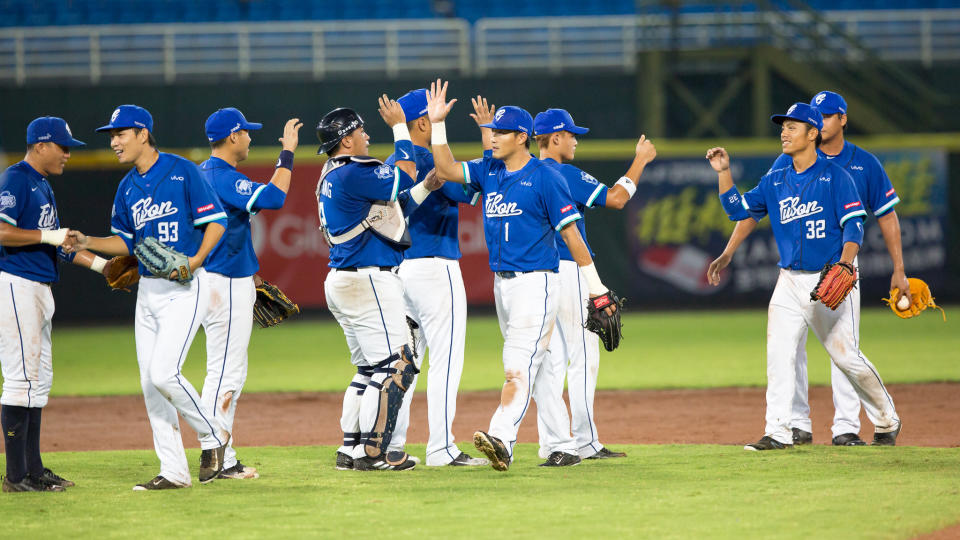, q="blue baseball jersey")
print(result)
[110,152,227,277]
[199,157,286,277]
[769,141,899,218]
[730,156,866,271]
[461,156,581,272]
[541,158,607,261]
[0,161,75,282]
[317,156,415,269]
[385,145,480,260]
